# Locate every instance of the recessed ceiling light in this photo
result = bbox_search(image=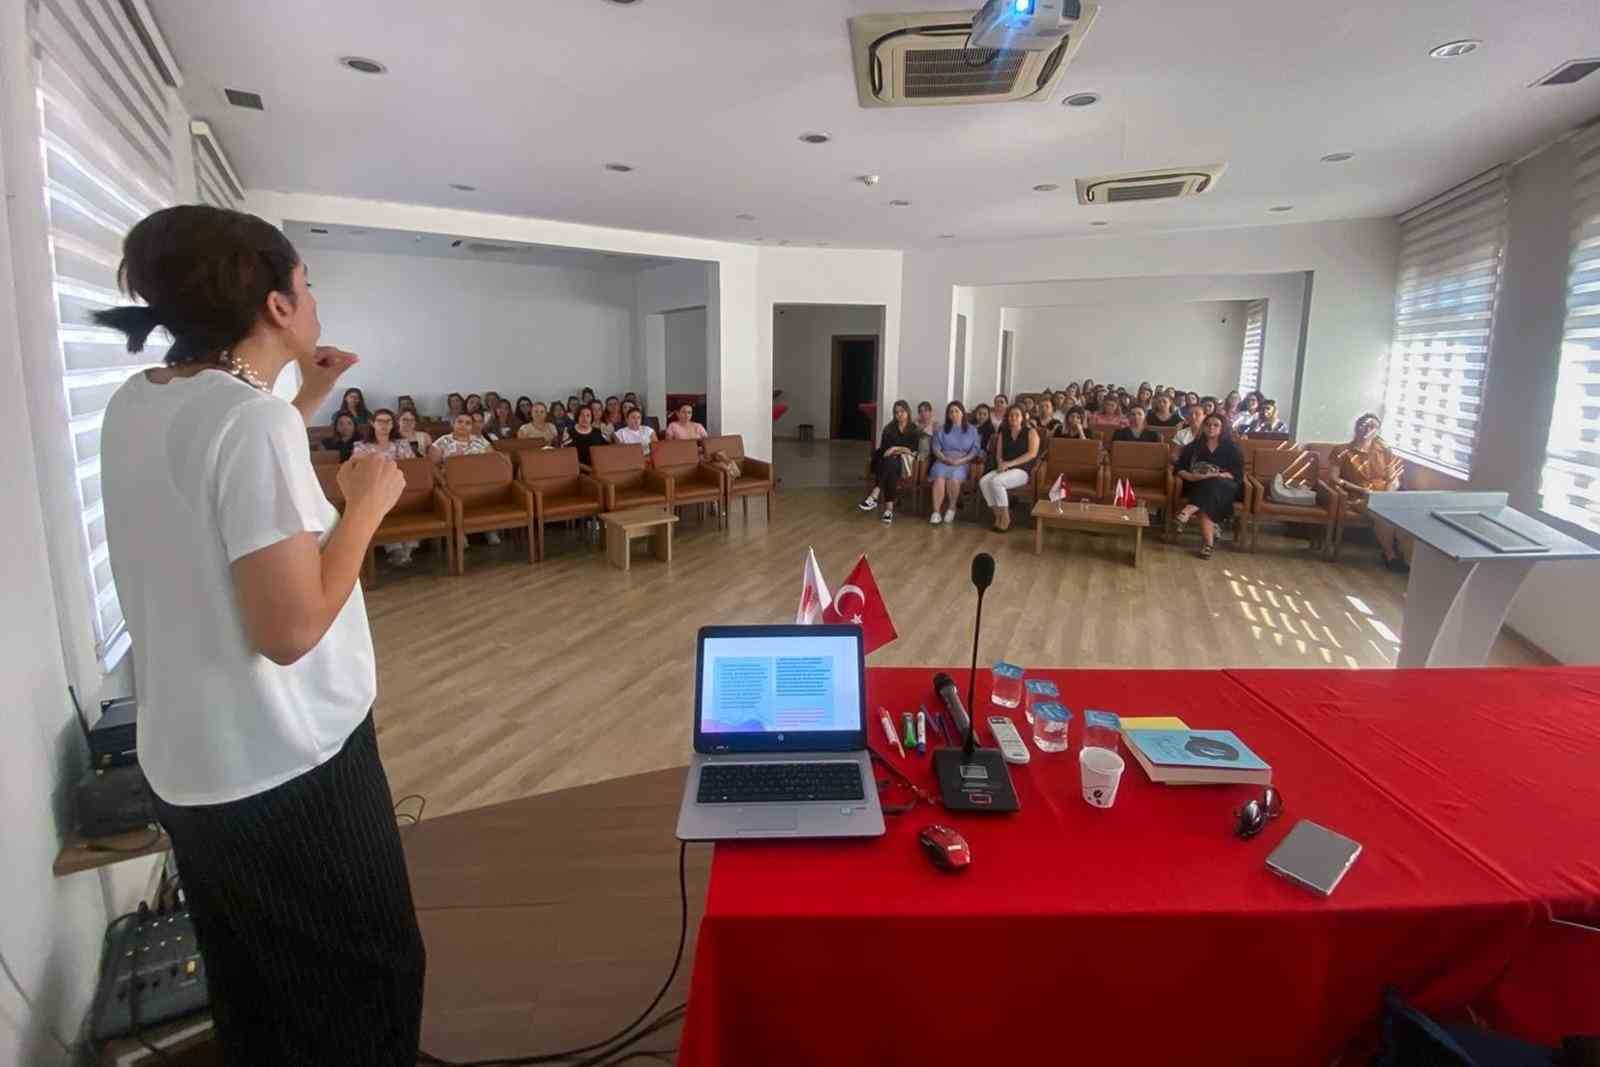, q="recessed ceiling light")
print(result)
[338,56,387,74]
[308,227,329,235]
[1089,220,1109,227]
[735,213,756,220]
[1032,183,1060,192]
[1429,40,1480,59]
[888,199,912,207]
[798,132,831,145]
[1269,205,1295,212]
[1320,152,1355,163]
[937,233,956,239]
[1063,92,1100,107]
[448,183,477,192]
[603,162,635,173]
